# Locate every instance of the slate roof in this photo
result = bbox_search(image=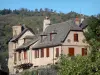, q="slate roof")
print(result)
[23,35,35,39]
[79,18,88,29]
[15,35,38,51]
[14,19,88,50]
[32,20,83,49]
[10,25,35,42]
